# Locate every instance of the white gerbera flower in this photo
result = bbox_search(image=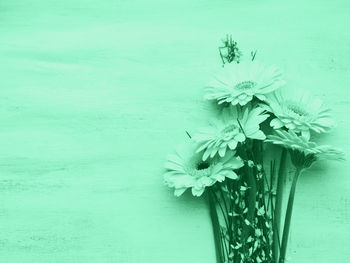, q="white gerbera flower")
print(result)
[263,90,335,139]
[204,61,285,106]
[193,106,269,161]
[266,130,344,161]
[164,141,244,197]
